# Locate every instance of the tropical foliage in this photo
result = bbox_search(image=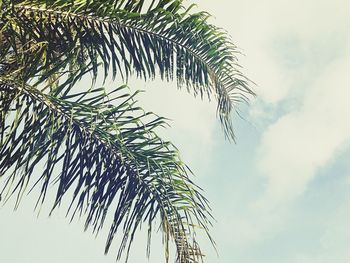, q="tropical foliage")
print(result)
[0,0,253,262]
